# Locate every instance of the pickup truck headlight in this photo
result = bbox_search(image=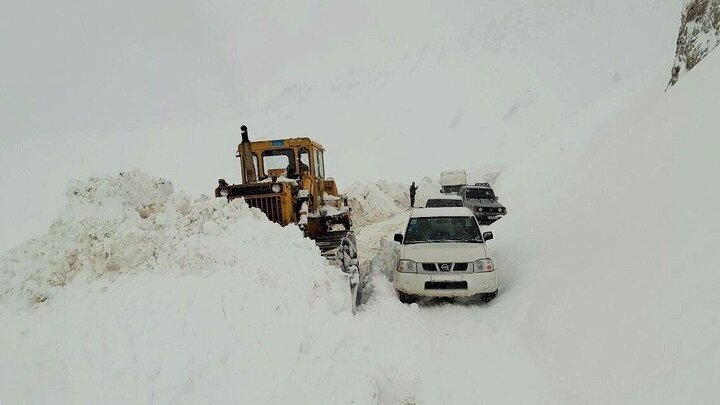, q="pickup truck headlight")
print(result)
[473,258,494,273]
[271,184,282,193]
[397,260,418,273]
[219,188,229,197]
